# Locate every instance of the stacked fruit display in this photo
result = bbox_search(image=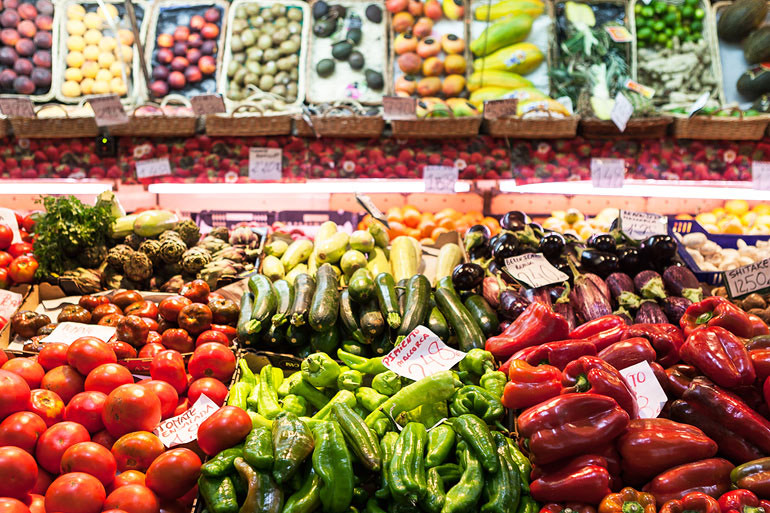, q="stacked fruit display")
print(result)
[0,0,54,96]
